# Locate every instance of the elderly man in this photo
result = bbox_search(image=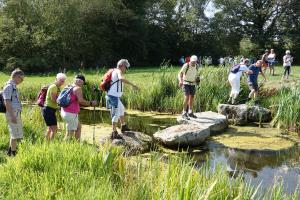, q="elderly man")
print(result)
[3,68,25,156]
[178,55,199,119]
[247,60,267,104]
[106,59,139,139]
